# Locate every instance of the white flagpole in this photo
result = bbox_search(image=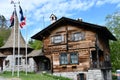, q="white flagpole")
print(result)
[17,14,20,78]
[17,1,21,77]
[12,2,16,77]
[25,10,28,76]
